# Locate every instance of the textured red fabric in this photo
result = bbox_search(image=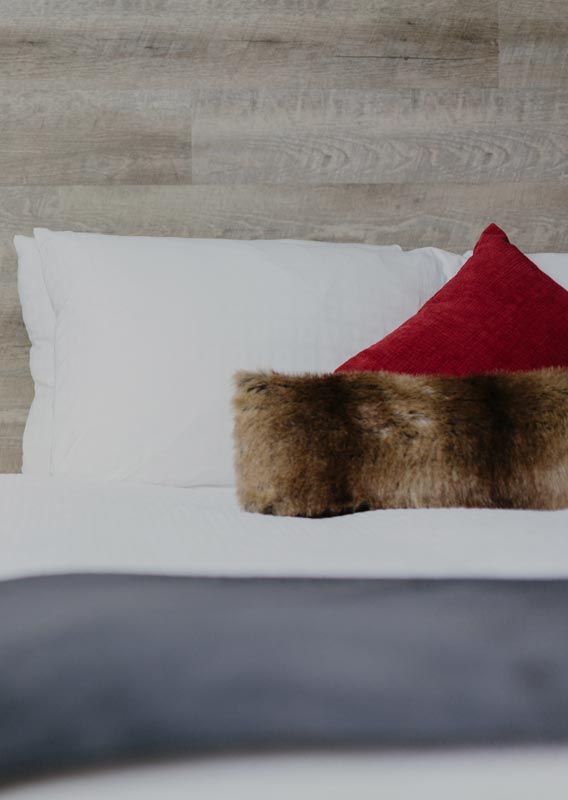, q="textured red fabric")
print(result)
[336,224,568,376]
